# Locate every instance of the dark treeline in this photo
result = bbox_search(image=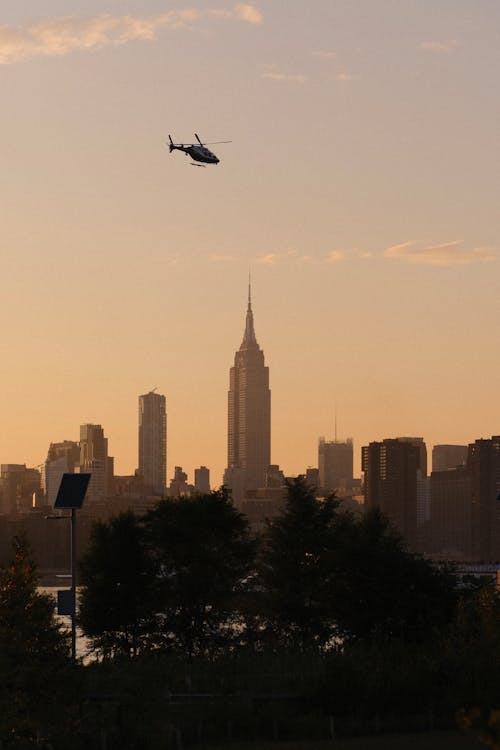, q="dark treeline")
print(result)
[2,478,500,749]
